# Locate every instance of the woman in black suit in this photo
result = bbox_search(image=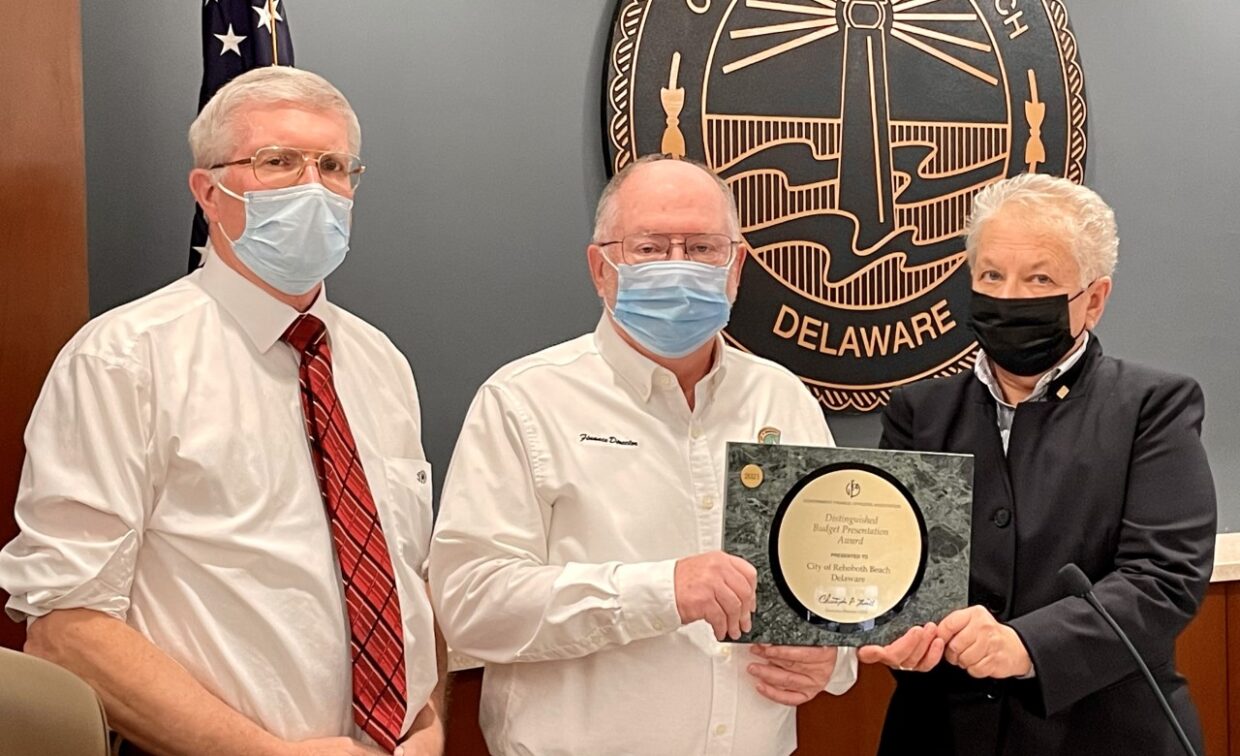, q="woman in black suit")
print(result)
[858,173,1216,756]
